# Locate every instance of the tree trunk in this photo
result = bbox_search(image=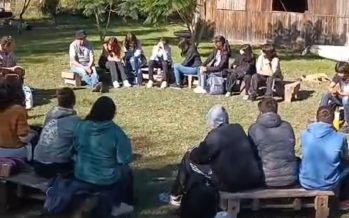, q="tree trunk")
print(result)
[93,9,104,43]
[19,0,32,33]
